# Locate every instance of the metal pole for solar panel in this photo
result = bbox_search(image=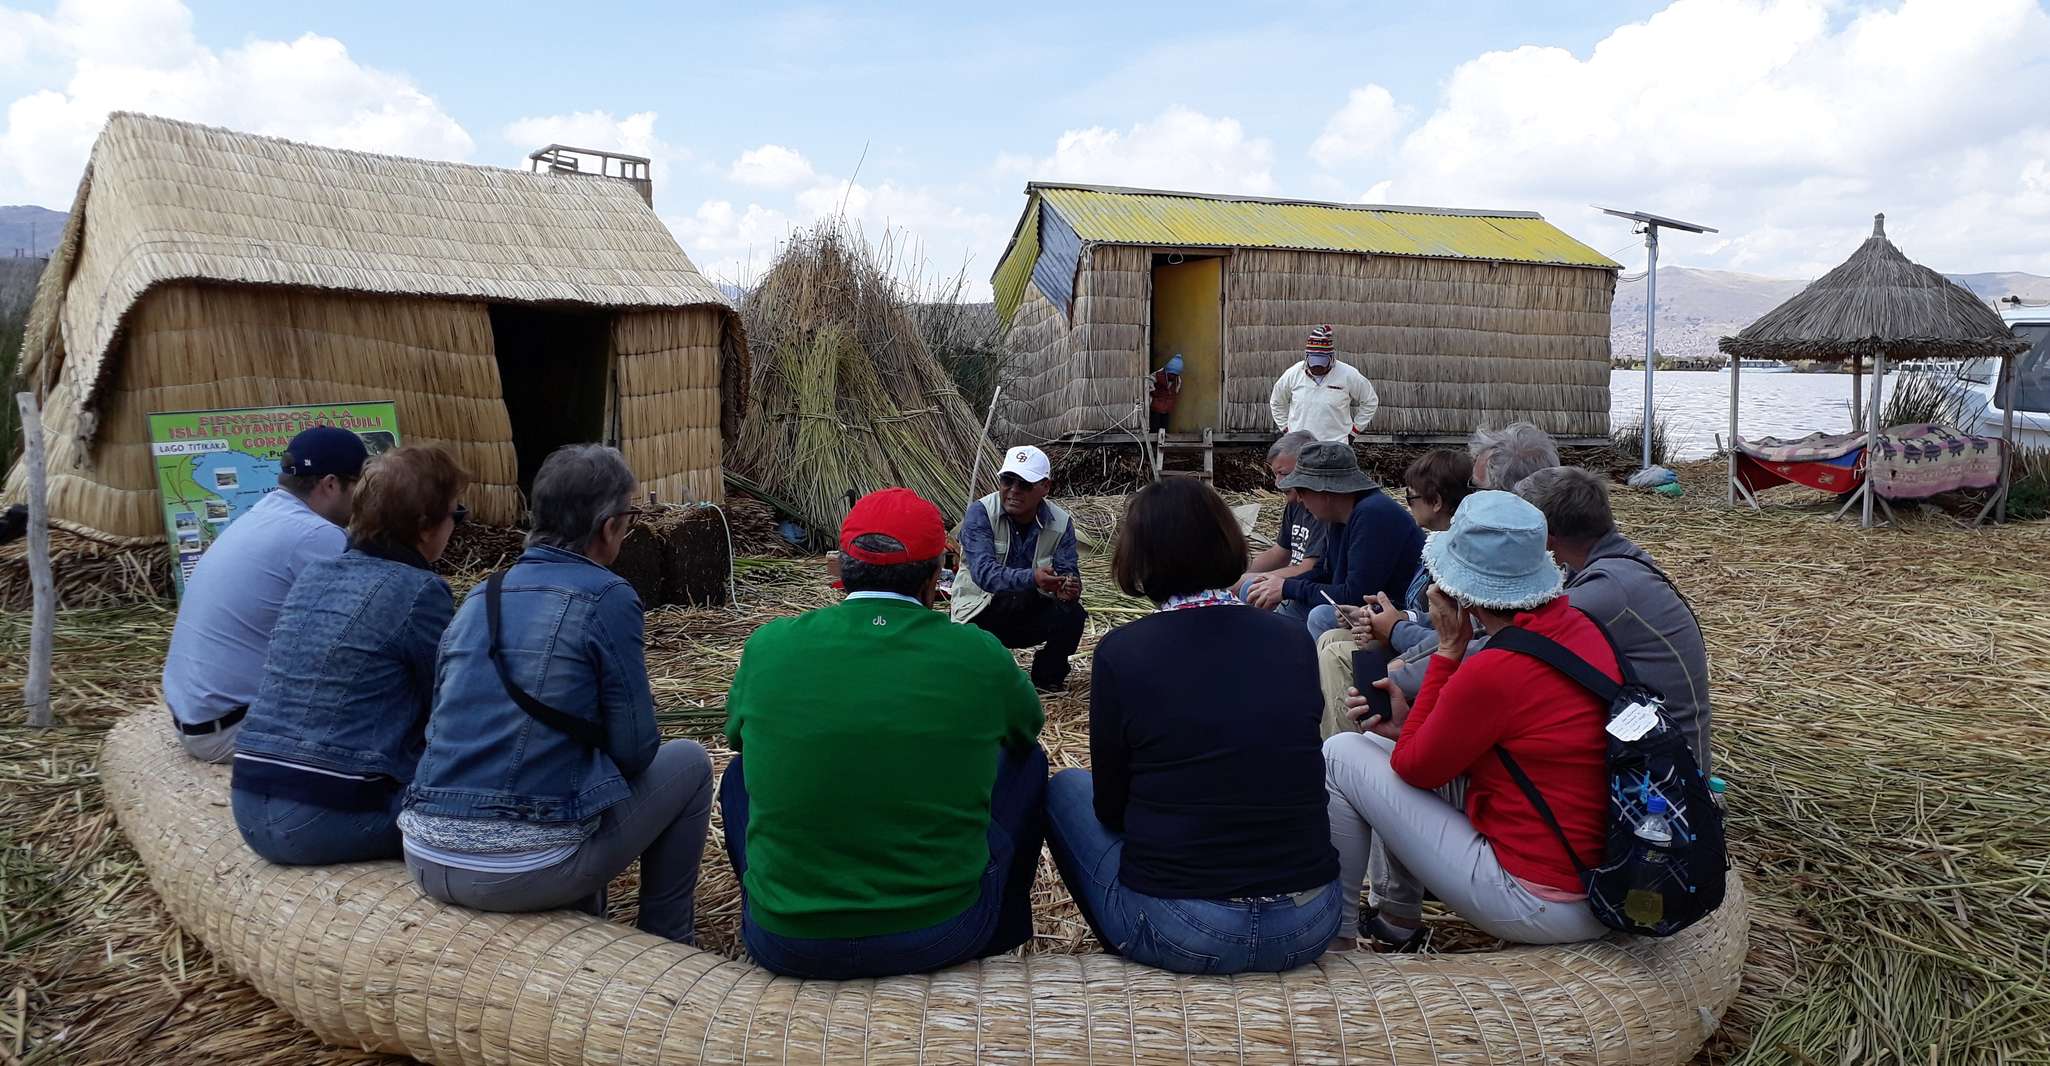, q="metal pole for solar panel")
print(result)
[1596,208,1718,475]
